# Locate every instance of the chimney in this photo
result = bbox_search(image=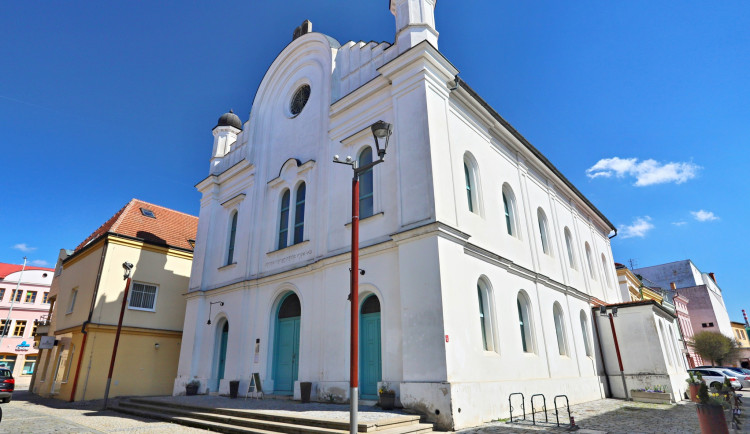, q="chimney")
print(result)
[708,272,716,283]
[670,282,676,290]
